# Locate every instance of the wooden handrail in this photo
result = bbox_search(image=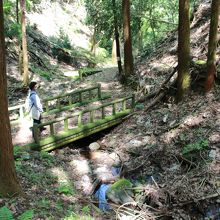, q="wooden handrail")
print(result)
[33,95,135,141]
[43,84,101,102]
[9,84,102,121]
